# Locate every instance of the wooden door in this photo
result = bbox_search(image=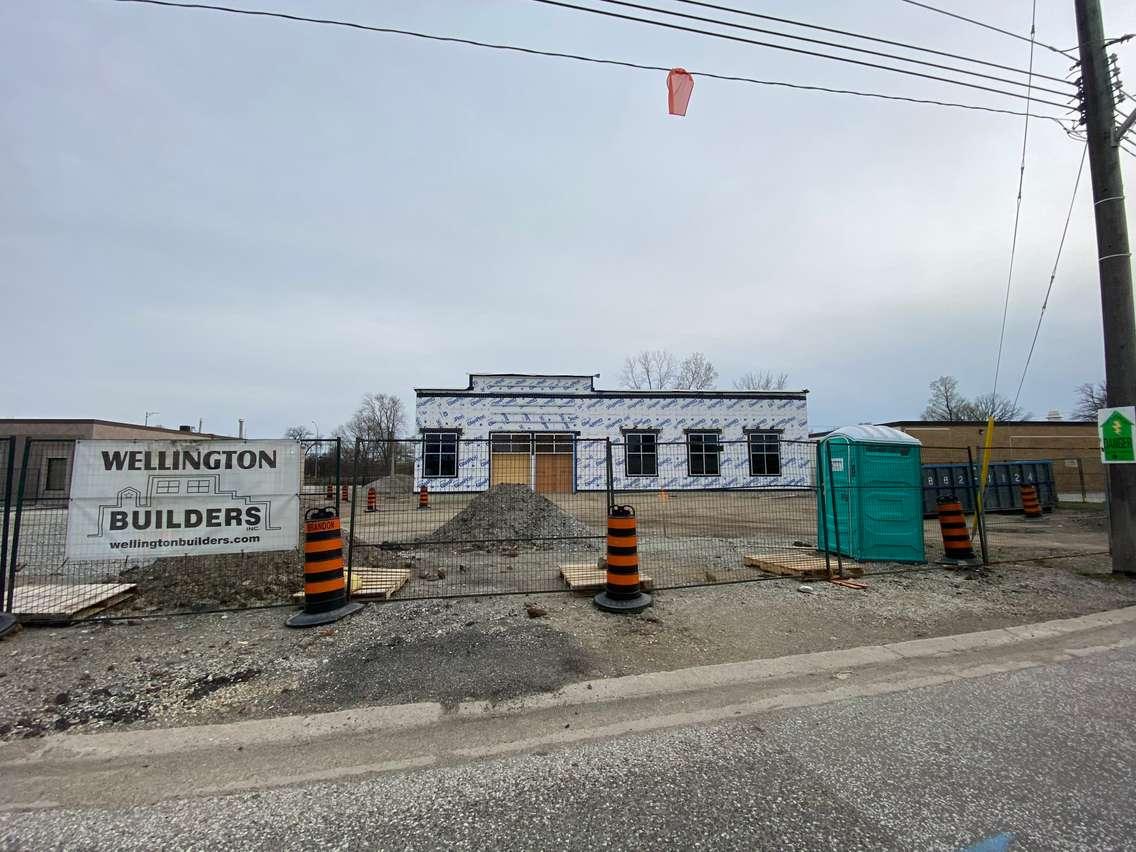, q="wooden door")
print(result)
[490,453,531,487]
[533,433,574,494]
[535,455,573,493]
